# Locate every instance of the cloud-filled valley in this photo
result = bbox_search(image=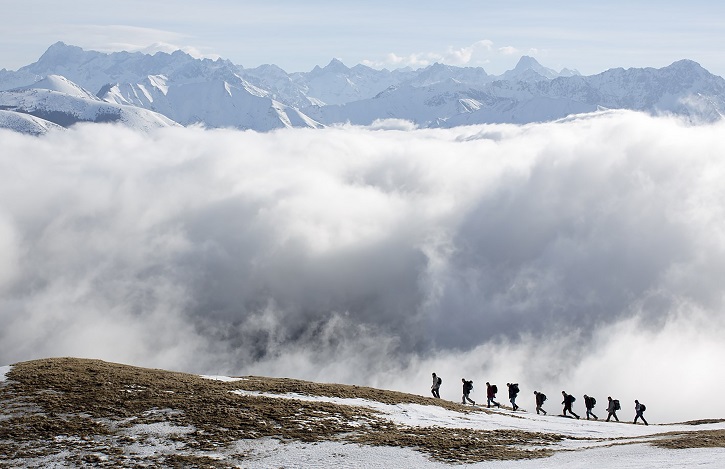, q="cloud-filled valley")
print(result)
[2,110,725,423]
